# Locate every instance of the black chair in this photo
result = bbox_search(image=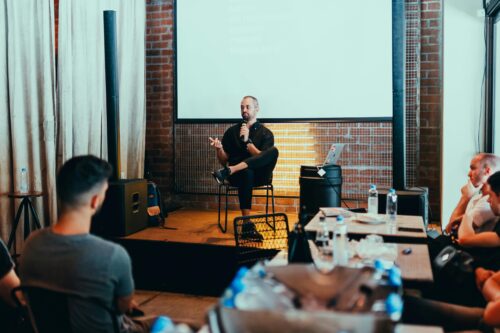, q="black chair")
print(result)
[233,213,289,266]
[12,286,120,333]
[217,181,275,233]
